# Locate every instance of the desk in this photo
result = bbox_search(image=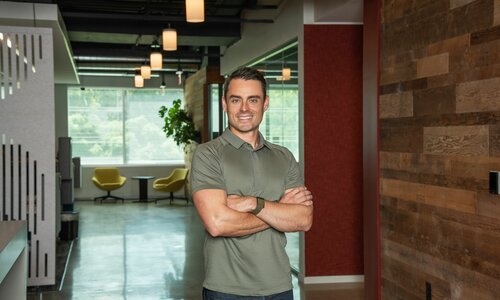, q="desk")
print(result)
[132,176,155,202]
